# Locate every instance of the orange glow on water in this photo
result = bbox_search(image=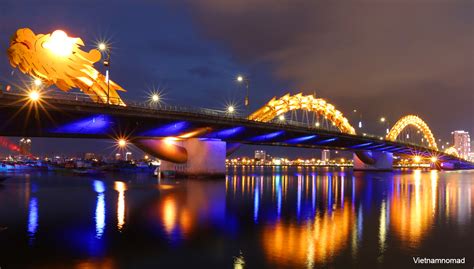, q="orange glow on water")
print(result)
[390,171,436,248]
[262,202,353,267]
